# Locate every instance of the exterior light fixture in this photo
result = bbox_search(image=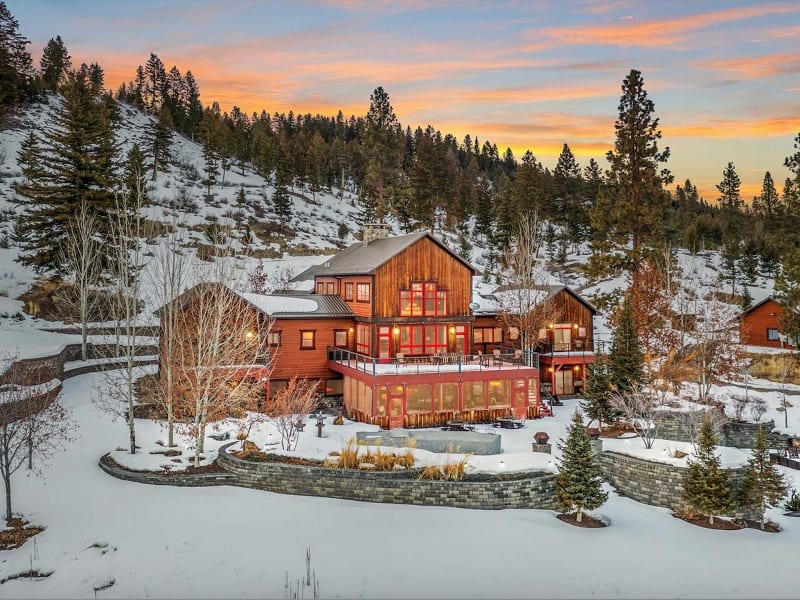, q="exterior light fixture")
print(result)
[392,327,400,335]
